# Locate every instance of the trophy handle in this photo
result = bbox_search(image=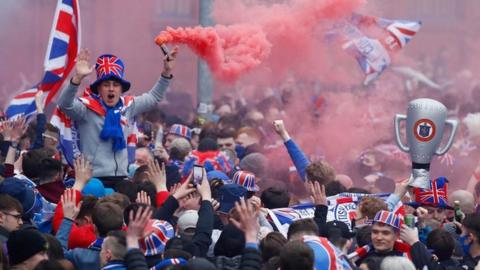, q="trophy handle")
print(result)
[394,114,410,152]
[435,119,458,155]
